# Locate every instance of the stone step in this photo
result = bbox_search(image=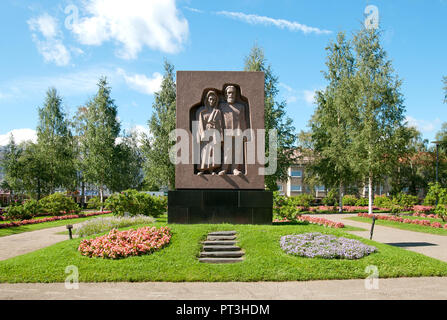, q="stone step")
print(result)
[201,240,237,246]
[203,245,241,252]
[207,235,236,241]
[198,257,244,264]
[200,251,244,258]
[208,231,237,236]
